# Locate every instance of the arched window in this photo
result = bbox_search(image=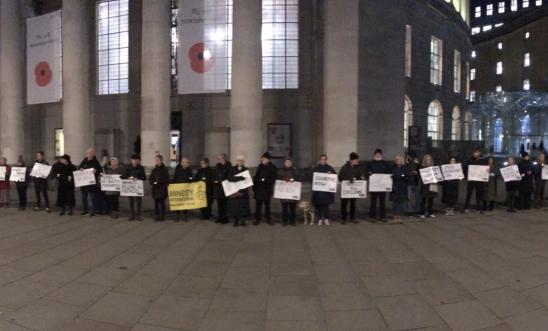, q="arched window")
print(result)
[521,114,531,134]
[451,106,461,140]
[464,111,472,140]
[403,96,413,148]
[427,100,443,140]
[494,118,503,153]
